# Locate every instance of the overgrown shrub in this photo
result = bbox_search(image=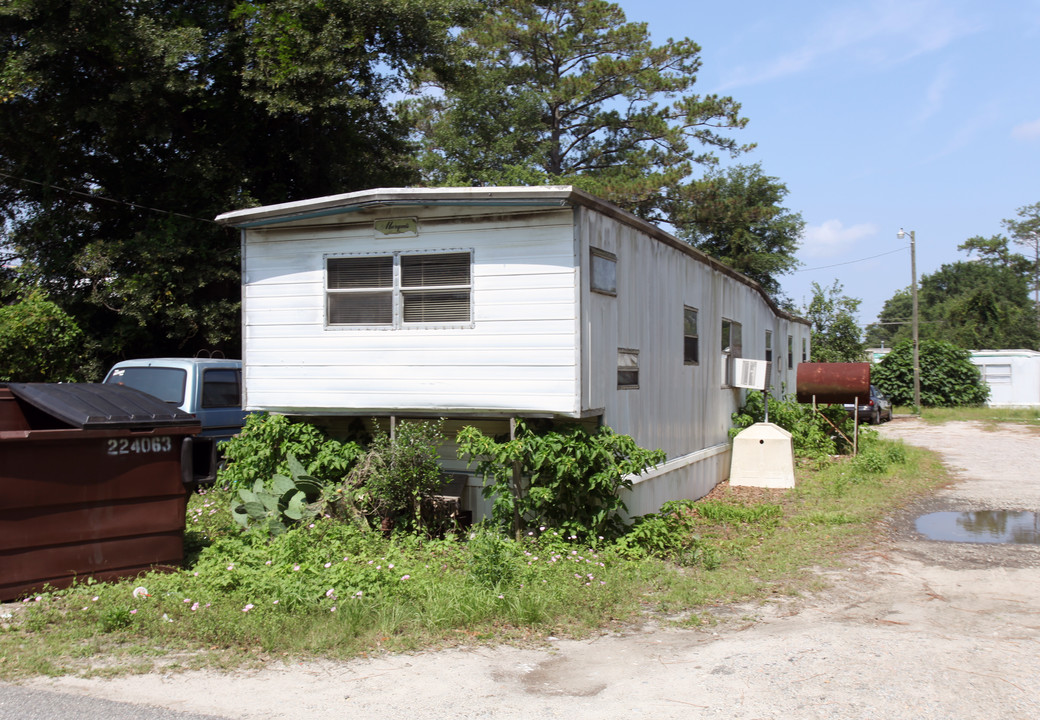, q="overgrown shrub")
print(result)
[612,500,722,568]
[456,421,665,543]
[219,413,363,490]
[0,289,86,382]
[872,339,989,407]
[347,420,448,533]
[731,392,854,458]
